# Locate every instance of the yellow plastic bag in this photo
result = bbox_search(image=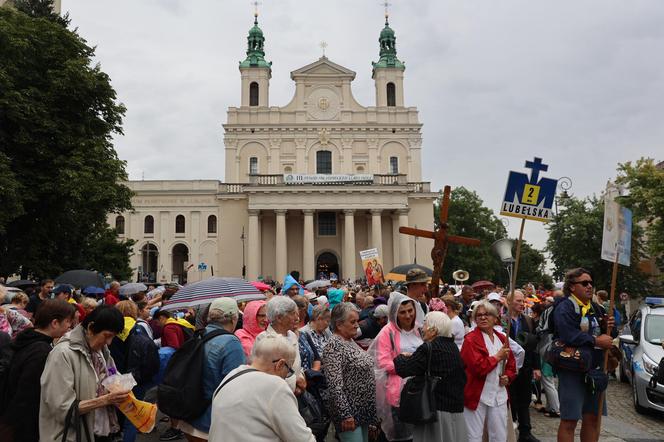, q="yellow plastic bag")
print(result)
[117,392,157,433]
